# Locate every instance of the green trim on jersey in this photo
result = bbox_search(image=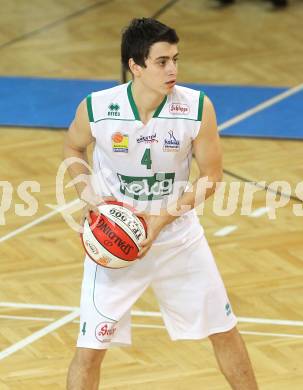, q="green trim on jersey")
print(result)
[127,83,140,120]
[127,82,167,121]
[86,94,94,122]
[95,117,136,123]
[197,91,204,121]
[153,95,167,118]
